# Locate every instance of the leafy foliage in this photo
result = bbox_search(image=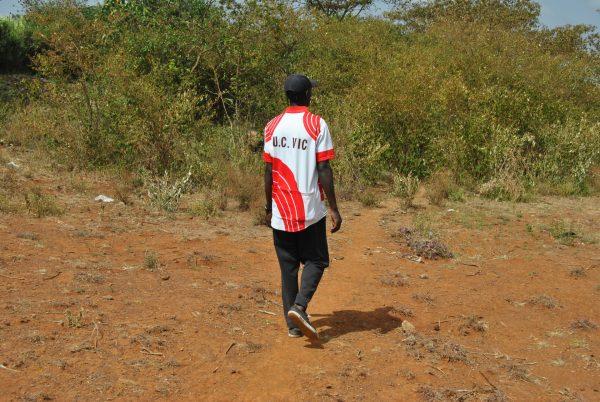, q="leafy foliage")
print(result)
[1,0,599,205]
